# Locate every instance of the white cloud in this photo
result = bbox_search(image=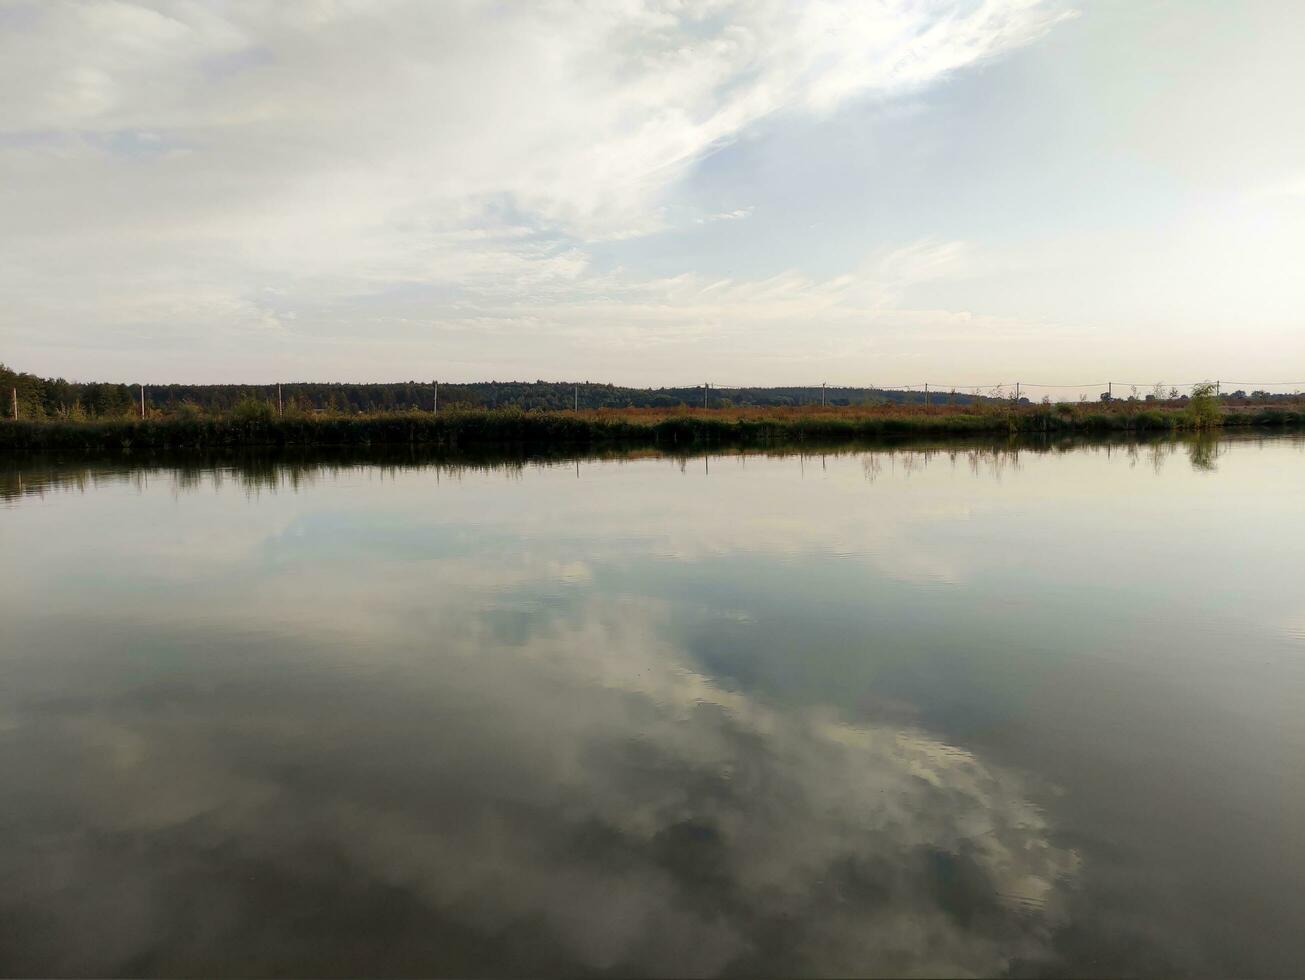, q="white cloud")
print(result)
[698,207,755,223]
[0,0,1070,379]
